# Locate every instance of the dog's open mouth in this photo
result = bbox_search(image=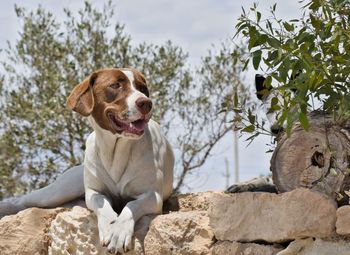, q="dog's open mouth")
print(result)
[107,112,147,136]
